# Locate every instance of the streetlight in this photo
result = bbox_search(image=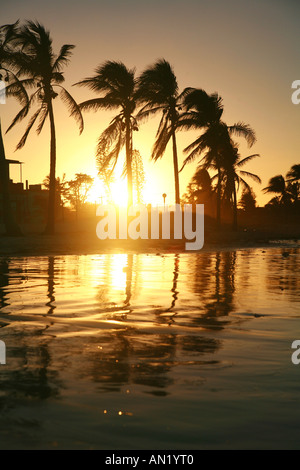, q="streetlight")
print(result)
[162,193,167,211]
